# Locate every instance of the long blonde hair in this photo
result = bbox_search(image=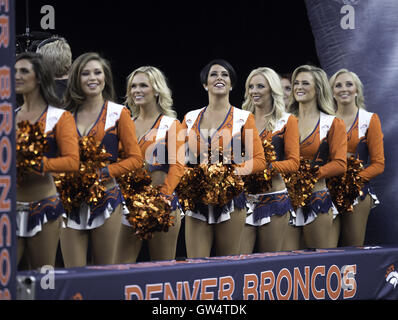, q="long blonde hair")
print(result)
[329,68,366,110]
[242,67,285,131]
[287,65,335,116]
[125,66,176,118]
